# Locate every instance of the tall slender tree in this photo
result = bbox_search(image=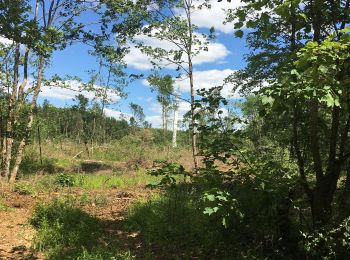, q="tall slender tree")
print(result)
[106,0,214,171]
[0,0,94,182]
